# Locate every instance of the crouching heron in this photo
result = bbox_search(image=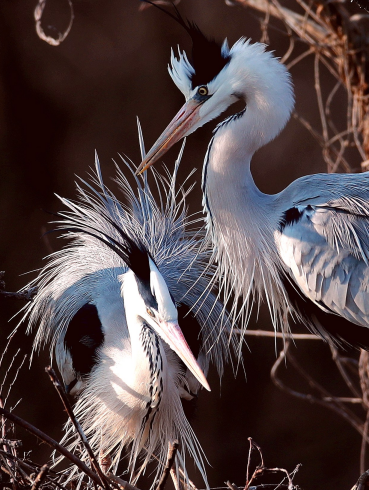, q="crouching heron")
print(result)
[23,134,235,486]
